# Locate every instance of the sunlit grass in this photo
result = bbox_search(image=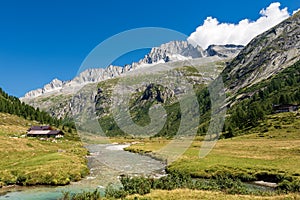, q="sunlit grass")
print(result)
[126,189,300,200]
[0,113,88,187]
[126,112,300,183]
